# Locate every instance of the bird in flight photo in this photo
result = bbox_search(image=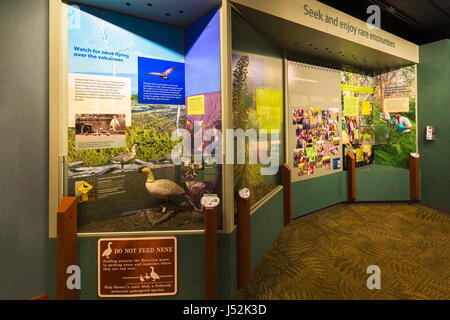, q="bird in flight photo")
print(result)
[145,67,178,80]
